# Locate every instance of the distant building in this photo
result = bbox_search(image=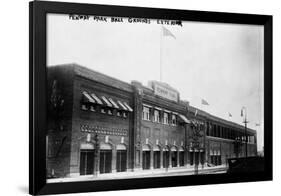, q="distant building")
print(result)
[46,64,257,178]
